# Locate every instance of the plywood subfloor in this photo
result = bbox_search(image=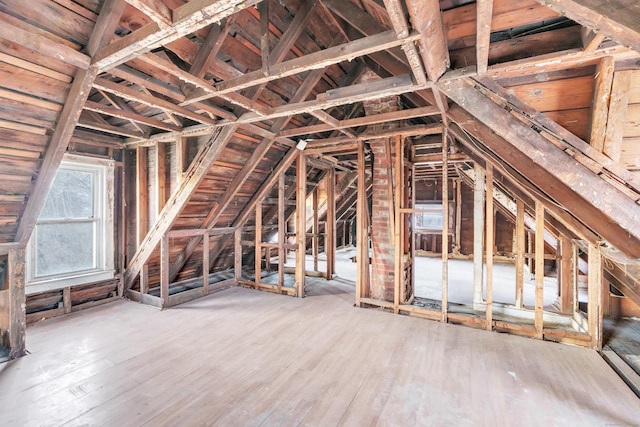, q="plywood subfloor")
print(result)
[1,279,639,426]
